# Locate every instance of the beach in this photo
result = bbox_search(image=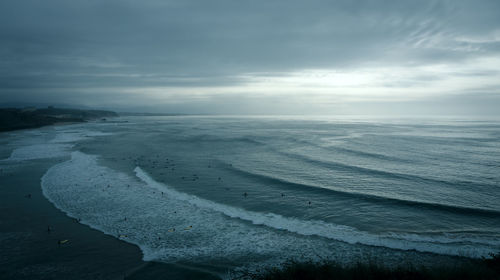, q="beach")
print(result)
[0,153,144,279]
[0,126,220,280]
